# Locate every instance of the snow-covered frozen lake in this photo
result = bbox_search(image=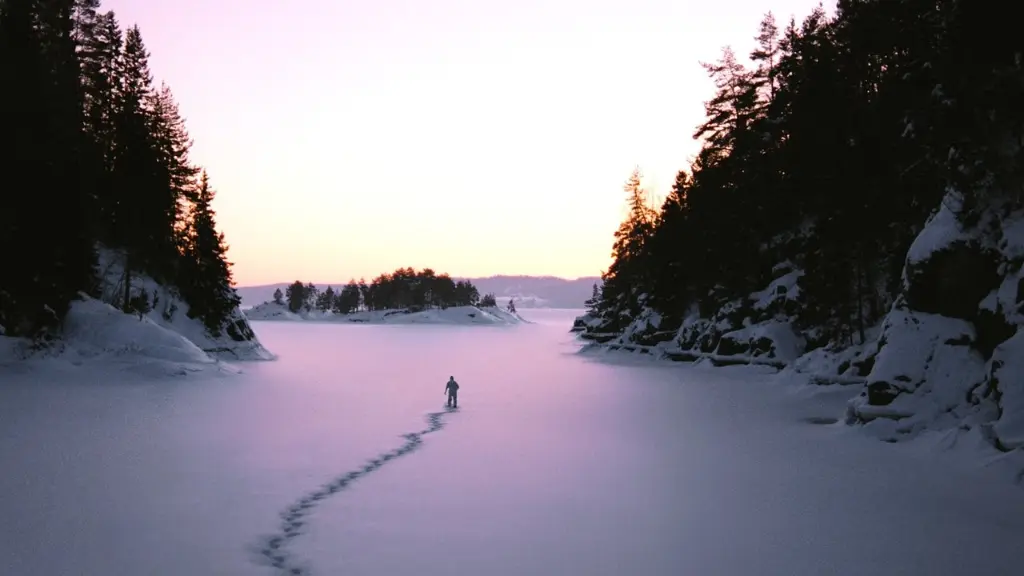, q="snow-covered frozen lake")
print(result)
[3,308,1024,575]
